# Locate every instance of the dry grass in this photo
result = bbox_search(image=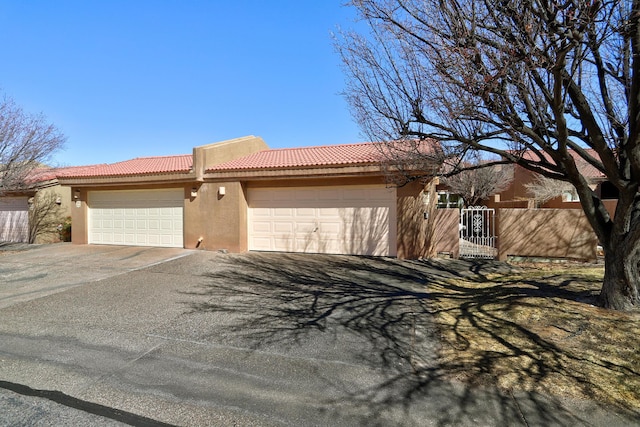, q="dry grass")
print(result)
[428,262,640,413]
